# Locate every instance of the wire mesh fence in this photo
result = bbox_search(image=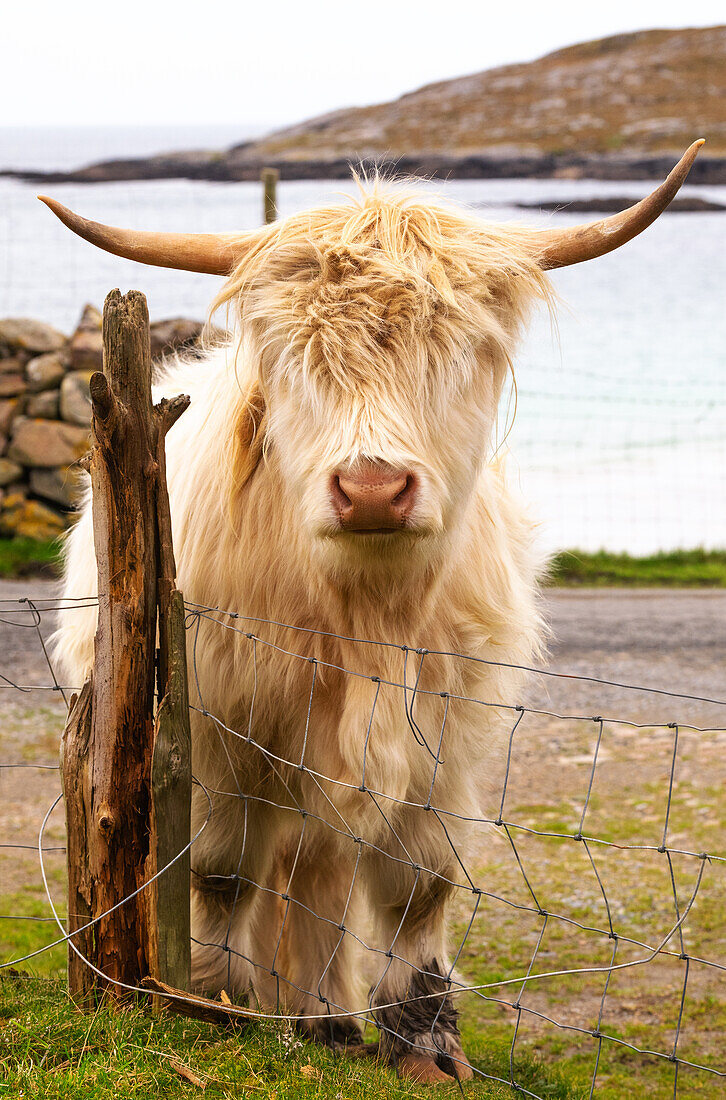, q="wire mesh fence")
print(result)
[2,591,725,1096]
